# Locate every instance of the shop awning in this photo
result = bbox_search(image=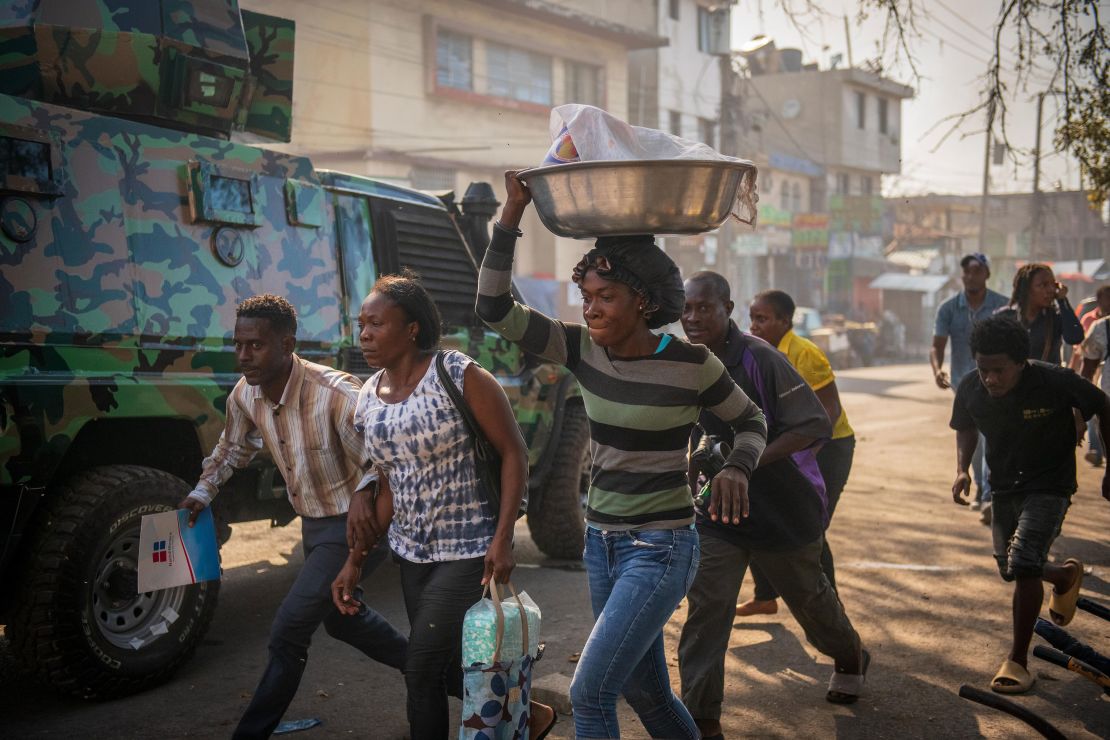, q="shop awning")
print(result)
[1041,259,1107,282]
[869,273,953,293]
